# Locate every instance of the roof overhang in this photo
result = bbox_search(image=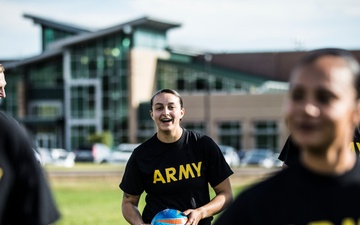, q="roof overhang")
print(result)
[3,49,63,69]
[48,16,181,50]
[24,13,91,34]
